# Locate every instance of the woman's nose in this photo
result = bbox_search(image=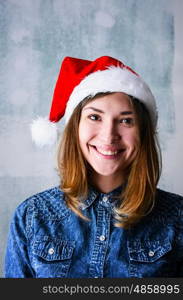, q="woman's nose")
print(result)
[99,121,121,144]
